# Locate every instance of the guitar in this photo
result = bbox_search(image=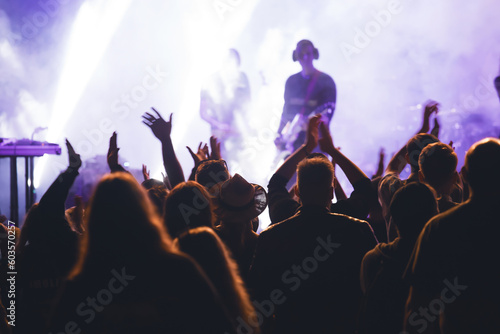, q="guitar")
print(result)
[277,101,336,153]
